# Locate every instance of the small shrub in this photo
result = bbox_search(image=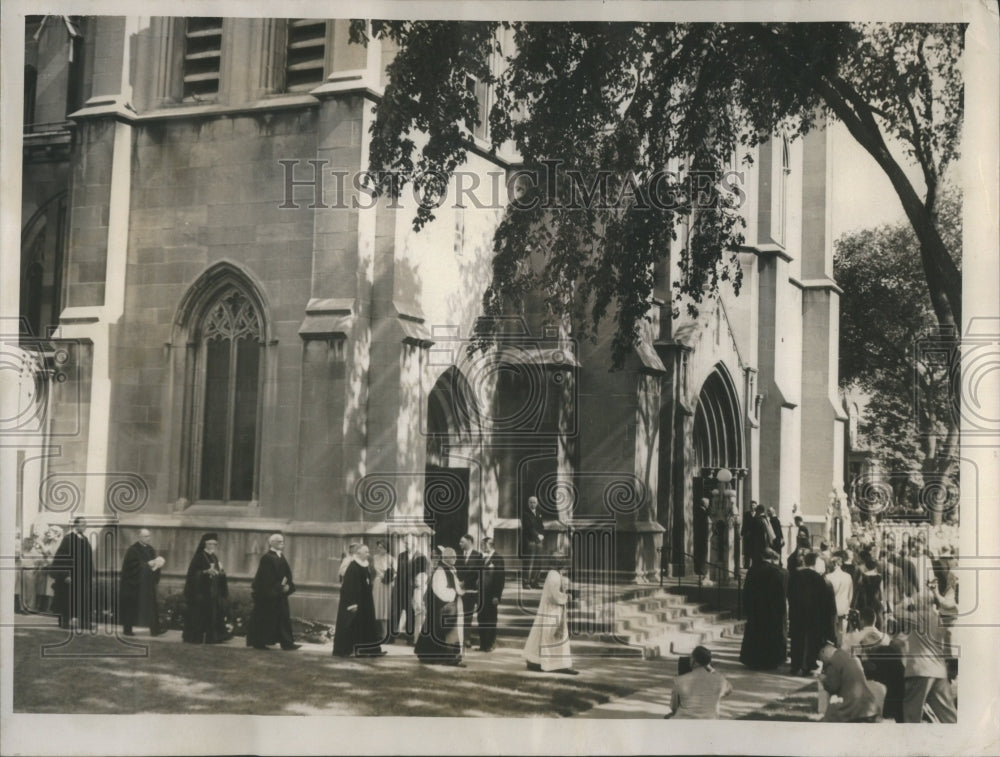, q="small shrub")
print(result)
[292,618,334,645]
[225,588,254,637]
[155,586,332,644]
[159,590,187,631]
